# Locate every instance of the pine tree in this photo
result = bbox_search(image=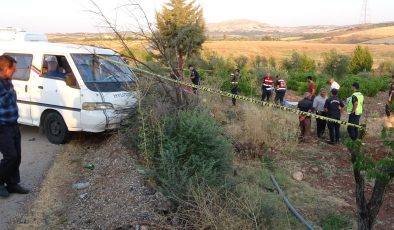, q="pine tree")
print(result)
[349,45,373,74]
[155,0,206,75]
